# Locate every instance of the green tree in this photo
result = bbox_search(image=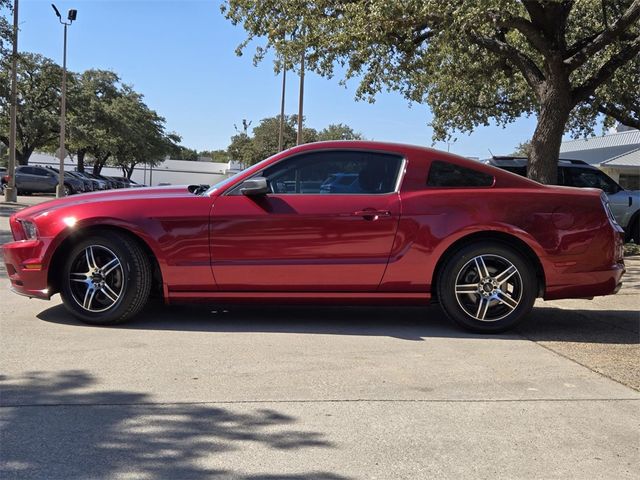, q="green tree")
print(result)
[199,149,231,163]
[512,140,533,157]
[0,53,63,164]
[169,144,199,161]
[67,69,122,172]
[223,0,640,184]
[317,123,364,141]
[108,89,176,178]
[0,0,11,60]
